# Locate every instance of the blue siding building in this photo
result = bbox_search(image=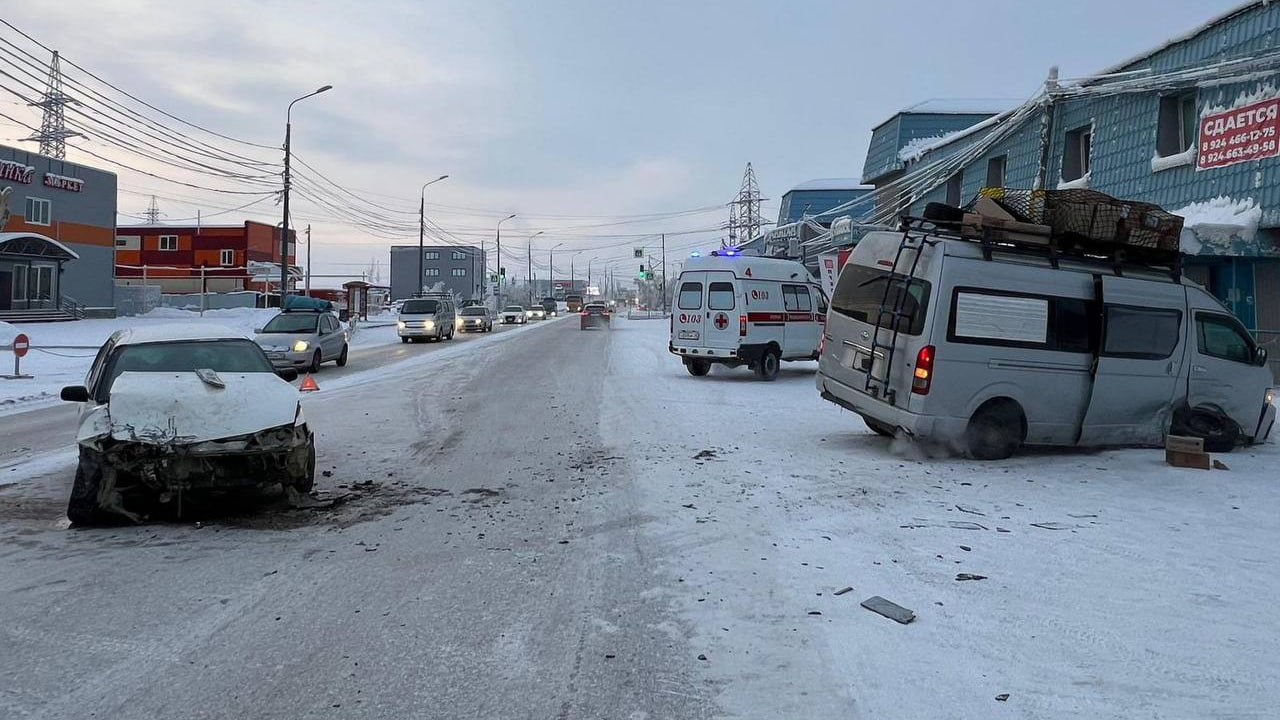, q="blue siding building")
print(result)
[862,1,1280,354]
[777,179,875,225]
